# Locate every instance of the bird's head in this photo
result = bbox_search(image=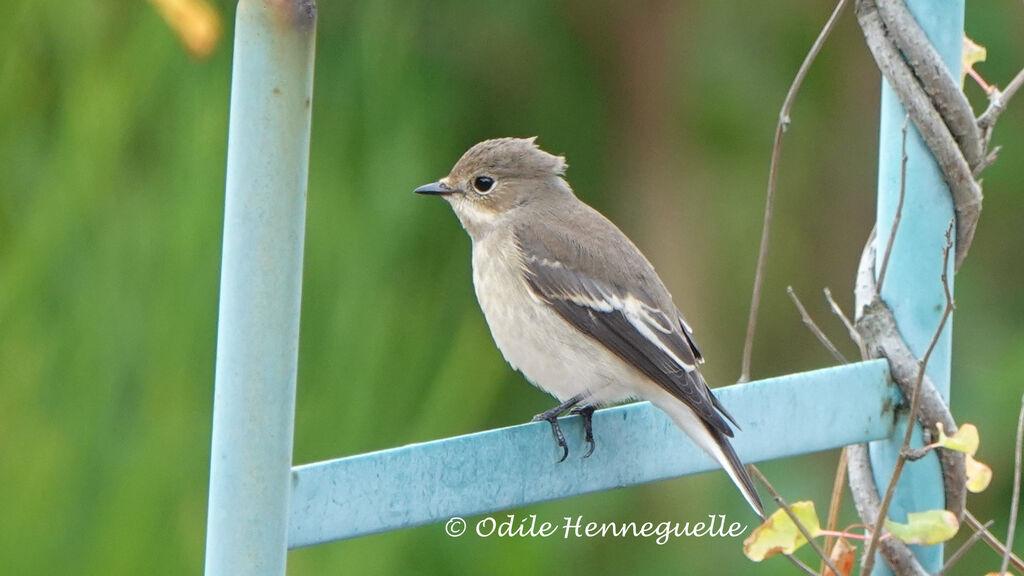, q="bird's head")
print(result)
[414,137,570,237]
